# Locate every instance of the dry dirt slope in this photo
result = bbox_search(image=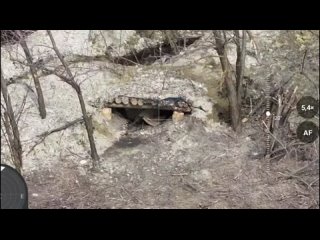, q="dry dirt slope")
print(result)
[25,116,319,209]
